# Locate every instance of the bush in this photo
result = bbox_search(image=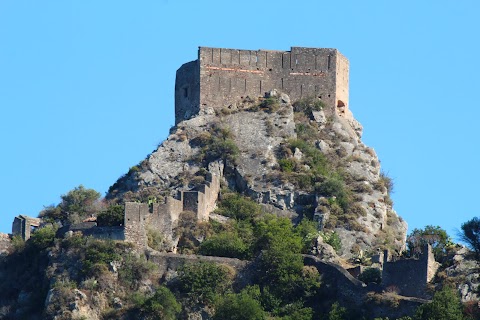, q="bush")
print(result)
[147,228,164,251]
[97,205,124,227]
[316,178,351,211]
[215,193,262,221]
[81,240,122,275]
[118,254,155,289]
[199,232,249,259]
[260,96,280,113]
[320,230,342,252]
[140,286,181,320]
[358,267,381,284]
[293,97,325,115]
[213,291,266,320]
[178,262,232,304]
[29,225,57,250]
[415,286,464,320]
[278,158,296,173]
